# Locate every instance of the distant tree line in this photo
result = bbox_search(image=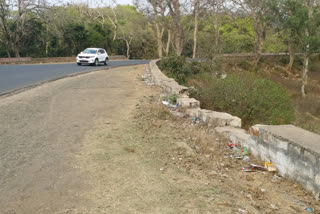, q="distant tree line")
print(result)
[1,0,320,96]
